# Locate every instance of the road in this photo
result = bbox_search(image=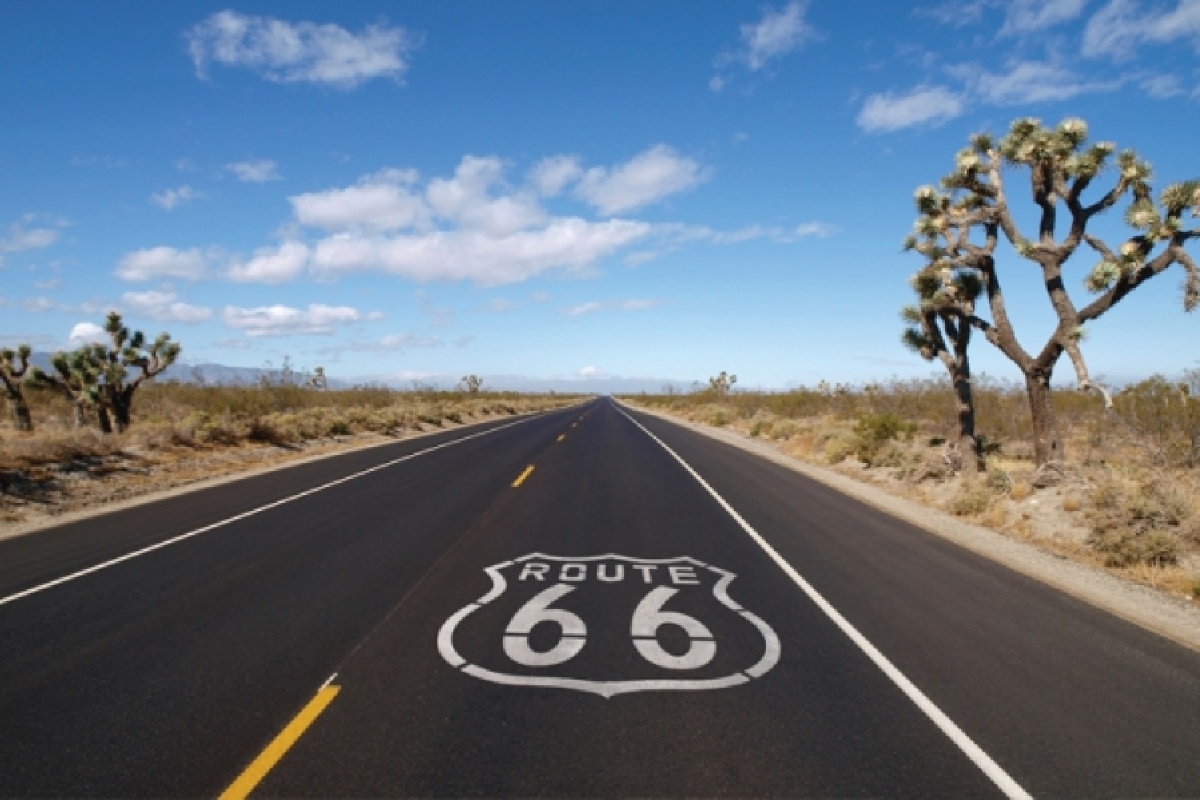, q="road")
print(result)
[1,397,1198,797]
